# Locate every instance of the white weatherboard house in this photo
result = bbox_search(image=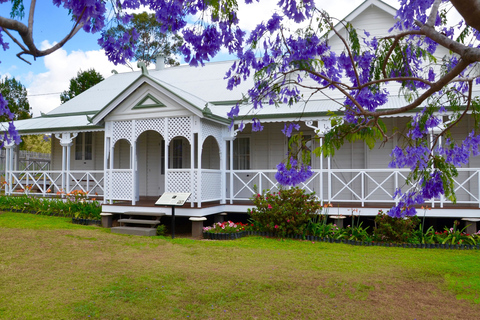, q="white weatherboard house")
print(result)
[2,0,480,221]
